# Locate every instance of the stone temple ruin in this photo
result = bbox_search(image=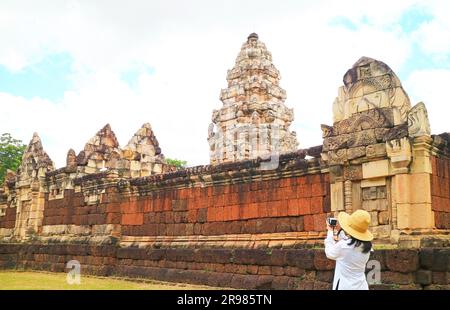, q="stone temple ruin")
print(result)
[208,33,298,164]
[0,34,448,290]
[0,123,175,239]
